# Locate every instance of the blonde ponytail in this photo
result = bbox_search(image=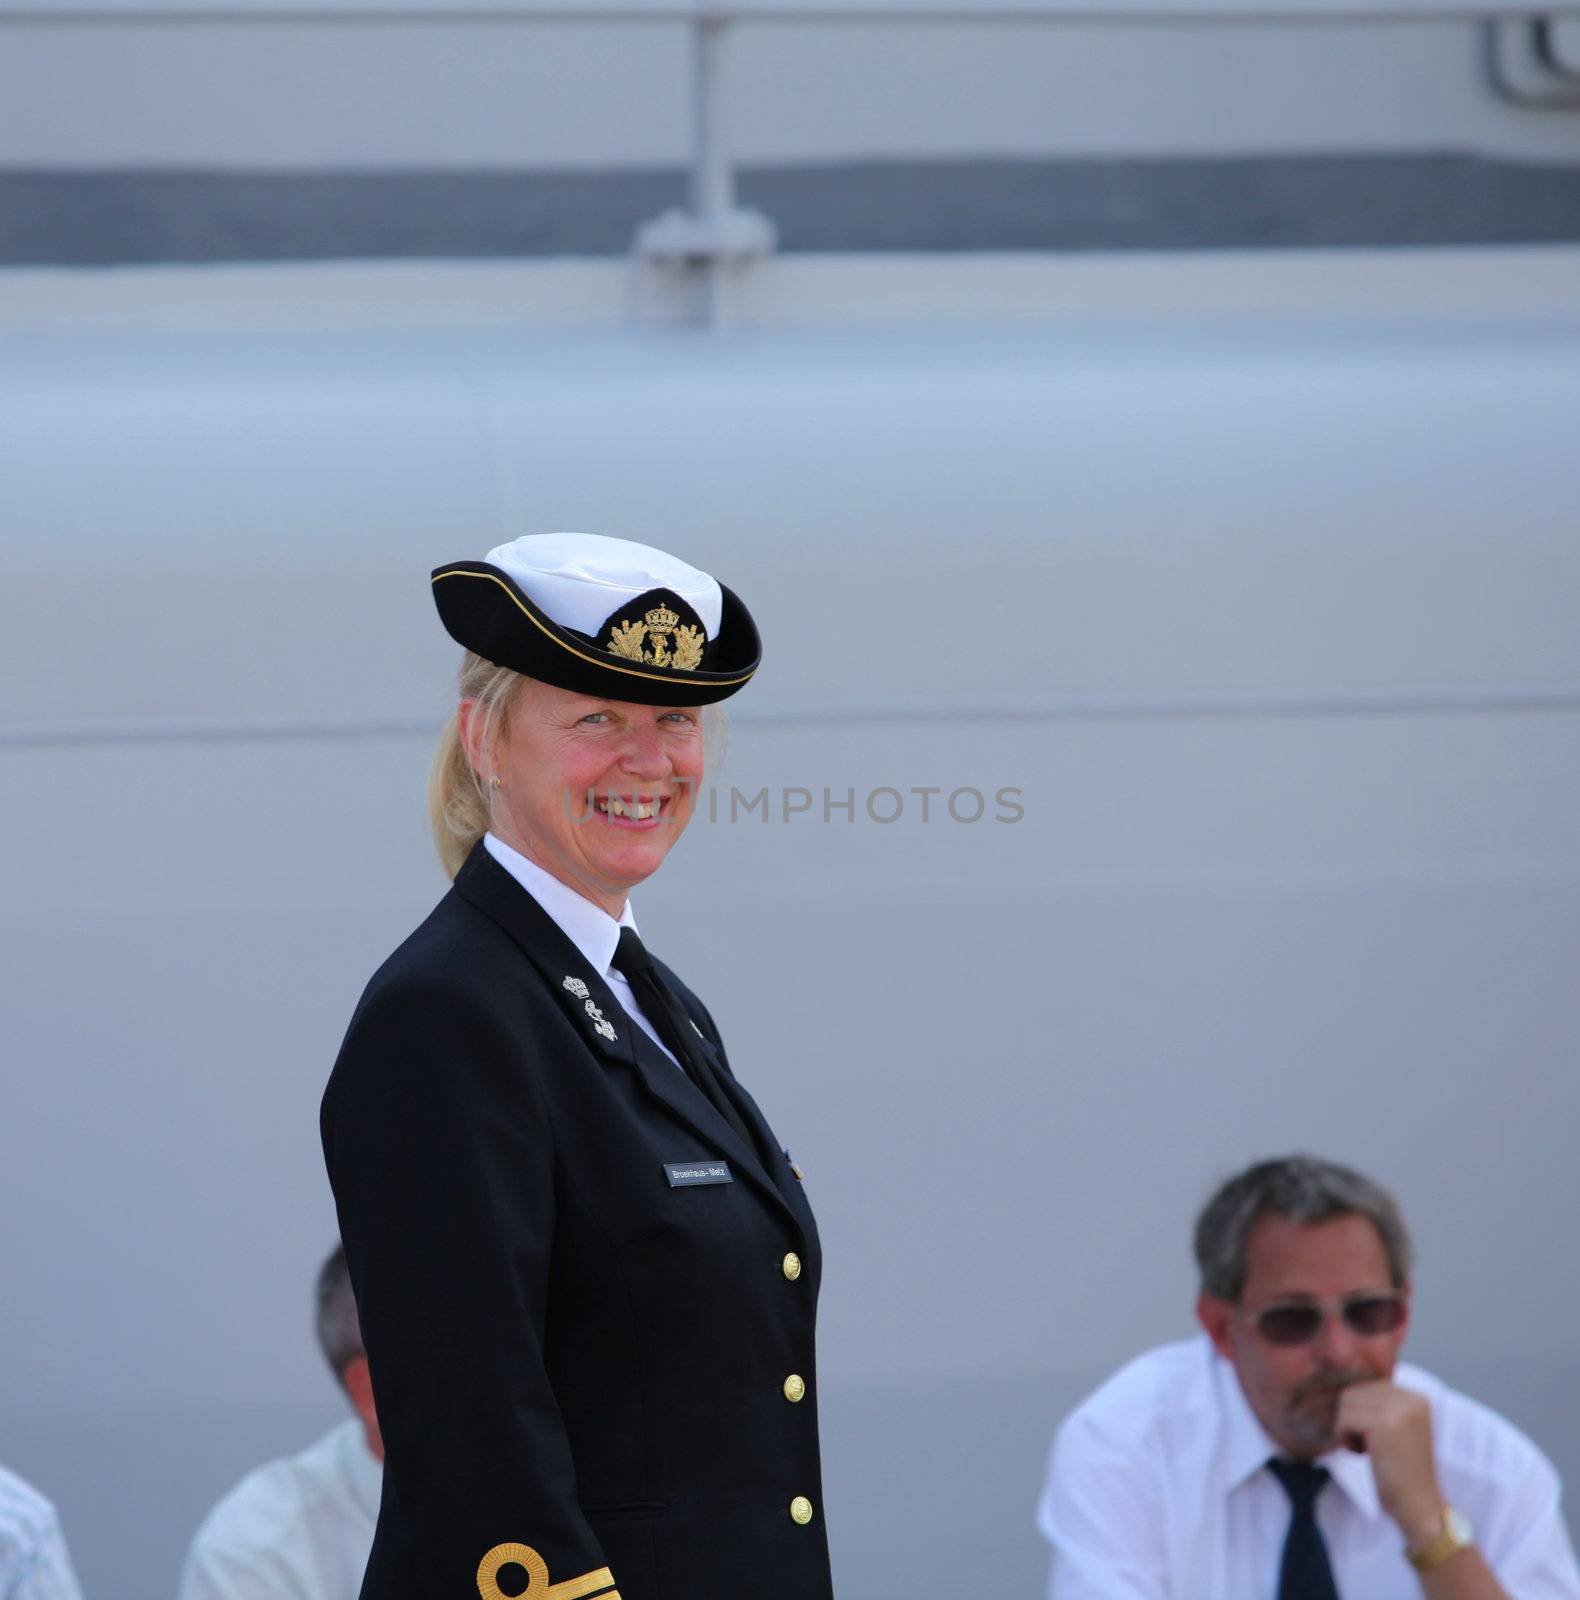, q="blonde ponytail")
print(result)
[427,652,527,879]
